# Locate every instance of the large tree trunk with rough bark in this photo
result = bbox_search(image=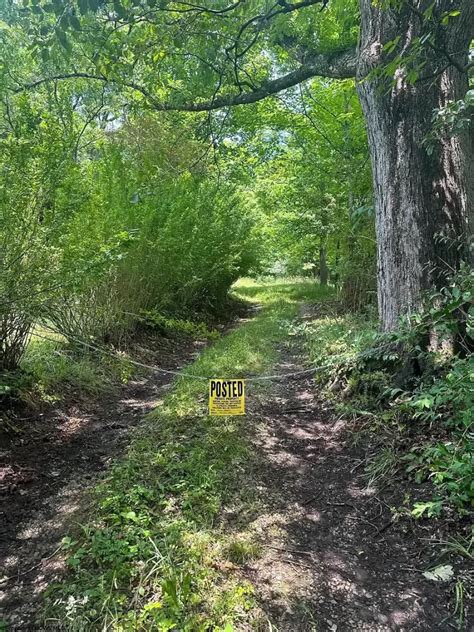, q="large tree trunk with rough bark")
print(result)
[356,0,473,331]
